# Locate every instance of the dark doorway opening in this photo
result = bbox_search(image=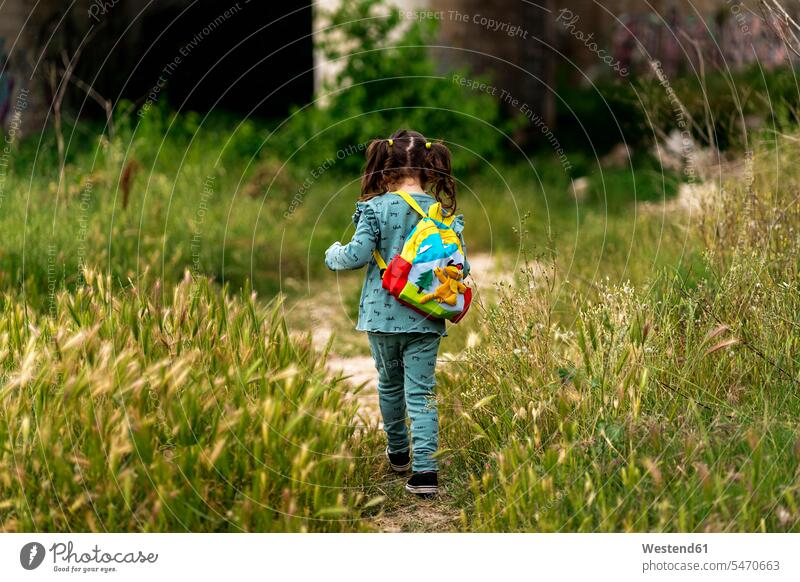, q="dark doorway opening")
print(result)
[76,1,314,119]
